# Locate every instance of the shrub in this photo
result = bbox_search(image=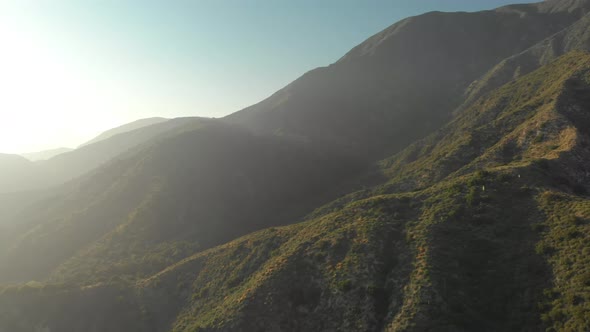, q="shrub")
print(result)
[535,243,554,255]
[466,187,478,206]
[572,184,587,195]
[533,134,544,143]
[336,279,352,292]
[537,159,550,170]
